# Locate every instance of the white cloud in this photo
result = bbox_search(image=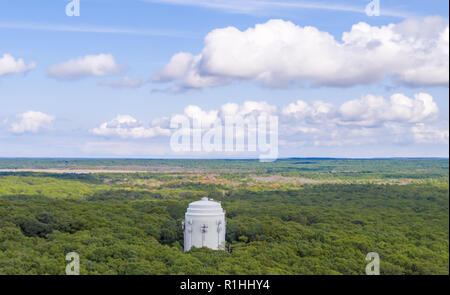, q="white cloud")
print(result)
[10,111,55,134]
[98,77,146,88]
[48,54,122,80]
[282,93,439,127]
[0,54,36,77]
[220,101,277,118]
[182,105,219,128]
[152,52,229,91]
[338,93,439,126]
[153,17,449,90]
[166,101,277,130]
[280,92,445,147]
[411,123,449,144]
[282,100,335,124]
[167,95,442,147]
[88,93,446,150]
[89,101,279,144]
[91,115,171,139]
